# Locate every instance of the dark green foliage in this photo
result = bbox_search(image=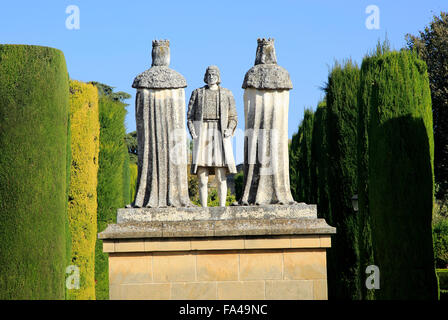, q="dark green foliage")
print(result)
[289,129,301,200]
[406,12,448,199]
[122,147,131,206]
[324,61,361,300]
[356,43,390,300]
[95,94,128,300]
[362,49,438,299]
[311,101,331,220]
[437,269,448,300]
[89,81,132,103]
[290,109,315,203]
[125,131,138,164]
[438,269,448,289]
[433,217,448,268]
[234,171,244,202]
[0,45,70,299]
